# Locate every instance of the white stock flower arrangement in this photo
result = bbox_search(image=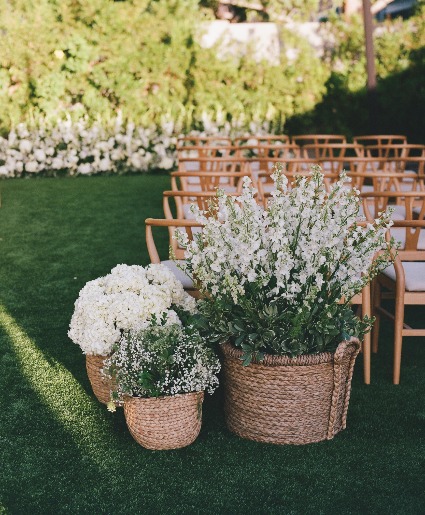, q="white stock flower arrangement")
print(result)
[177,165,394,364]
[68,263,197,356]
